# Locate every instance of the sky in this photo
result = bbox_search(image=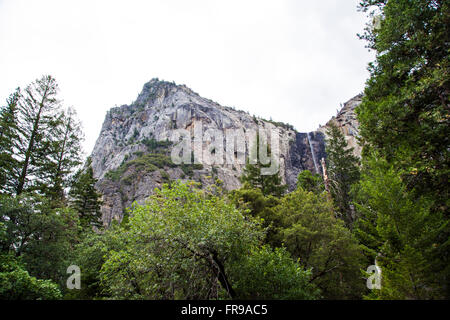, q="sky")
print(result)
[0,0,374,156]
